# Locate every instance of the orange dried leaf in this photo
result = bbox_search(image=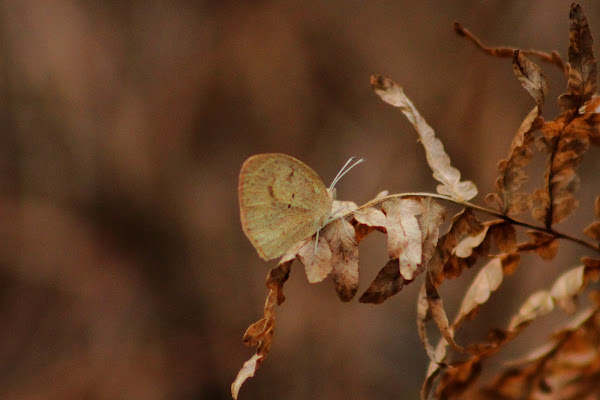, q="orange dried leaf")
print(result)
[370,75,478,201]
[518,230,559,260]
[595,196,600,218]
[584,221,600,241]
[501,252,520,276]
[488,222,517,253]
[359,259,403,304]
